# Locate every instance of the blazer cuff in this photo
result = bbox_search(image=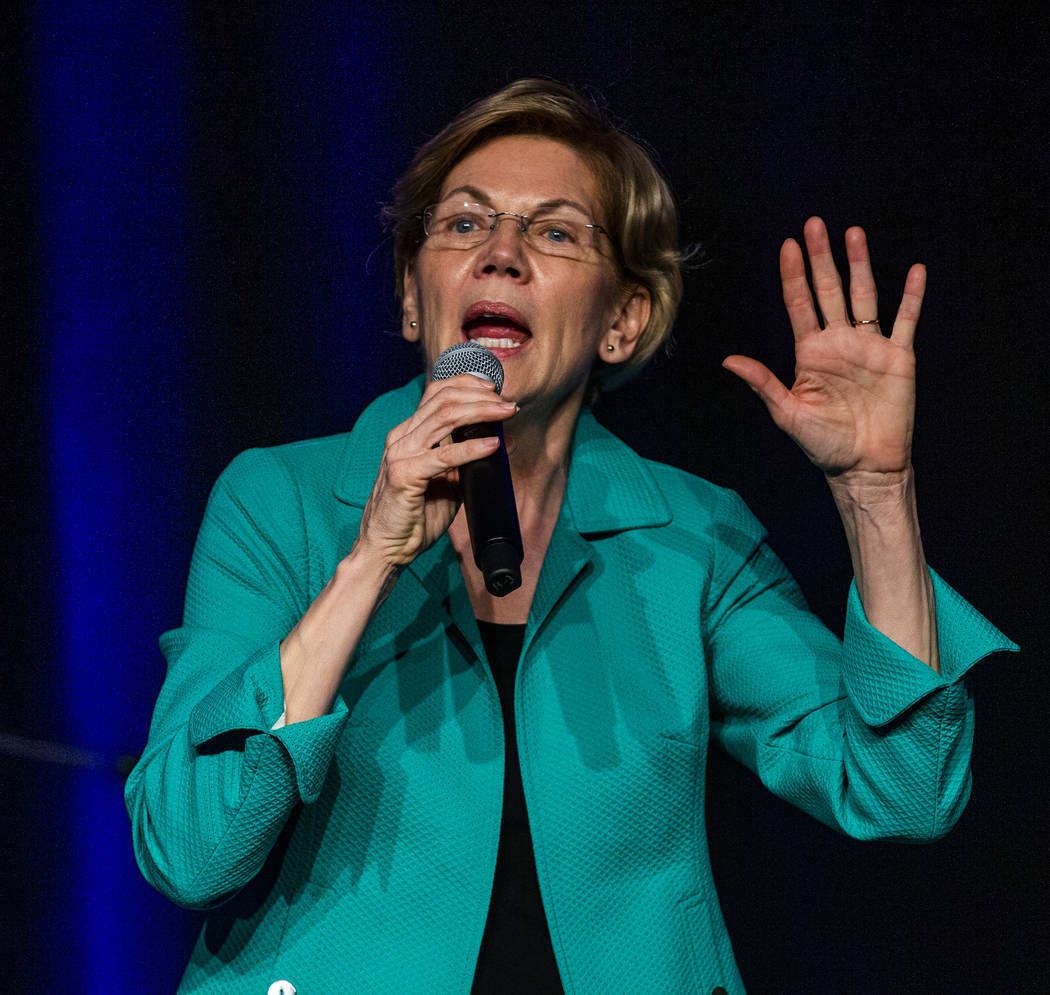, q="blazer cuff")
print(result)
[842,567,1019,727]
[188,641,286,745]
[188,641,350,803]
[271,709,350,803]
